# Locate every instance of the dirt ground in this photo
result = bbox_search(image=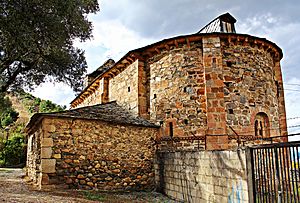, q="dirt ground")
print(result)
[0,168,177,203]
